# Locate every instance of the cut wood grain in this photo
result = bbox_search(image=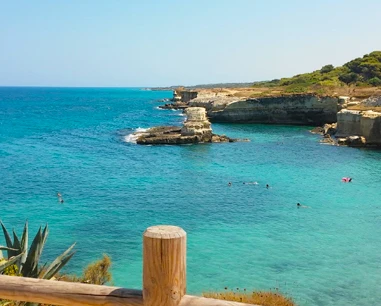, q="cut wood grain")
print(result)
[0,275,143,306]
[143,225,187,306]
